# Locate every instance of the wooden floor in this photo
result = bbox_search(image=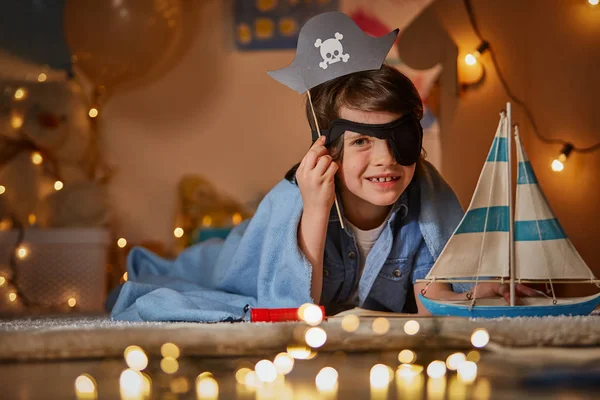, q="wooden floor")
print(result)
[1,349,599,399]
